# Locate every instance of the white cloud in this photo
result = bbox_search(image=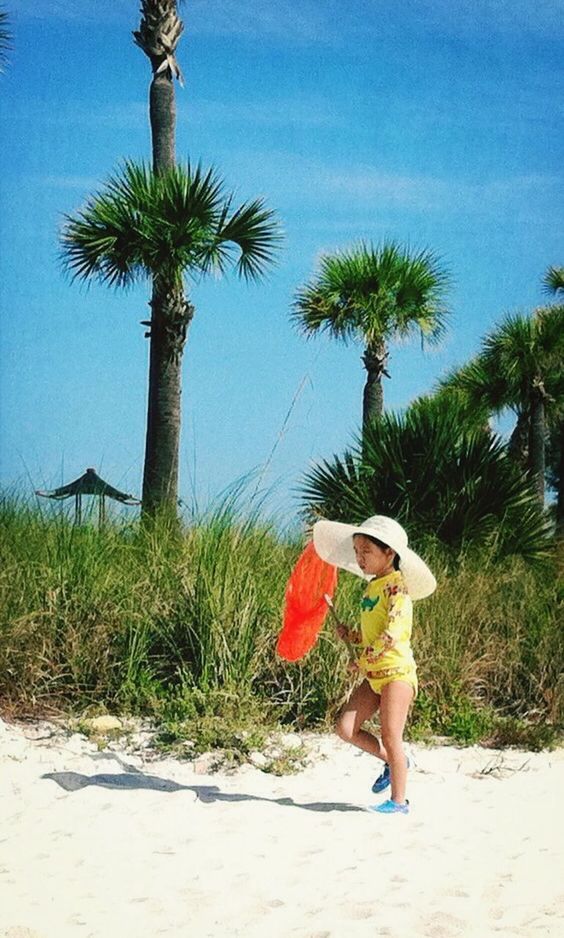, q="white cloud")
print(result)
[221,147,562,216]
[317,165,562,213]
